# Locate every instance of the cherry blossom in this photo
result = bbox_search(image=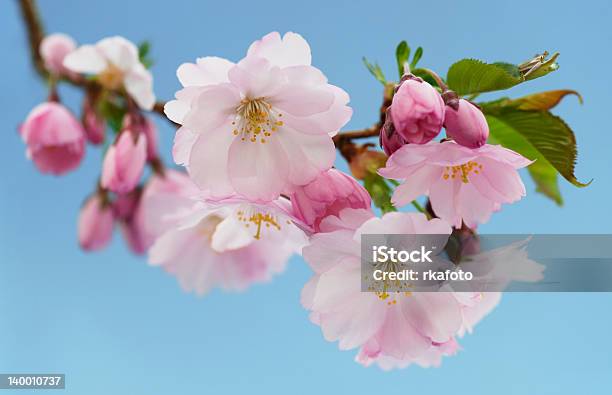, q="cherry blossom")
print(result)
[165,32,352,201]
